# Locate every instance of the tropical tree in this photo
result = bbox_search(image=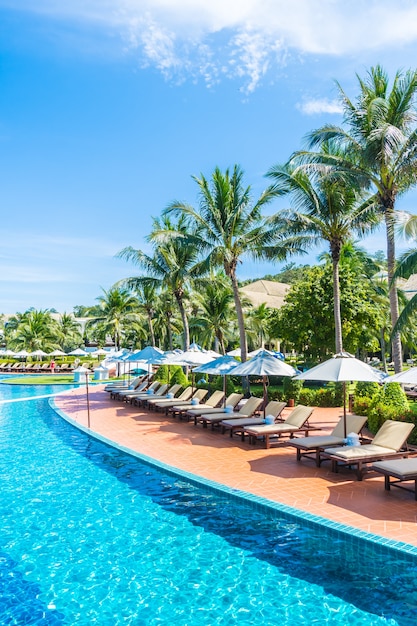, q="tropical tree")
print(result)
[270,263,381,359]
[296,65,417,372]
[267,153,378,353]
[86,286,142,350]
[56,313,83,352]
[118,215,201,351]
[6,309,61,352]
[389,214,417,339]
[152,291,181,351]
[189,273,237,353]
[164,165,298,363]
